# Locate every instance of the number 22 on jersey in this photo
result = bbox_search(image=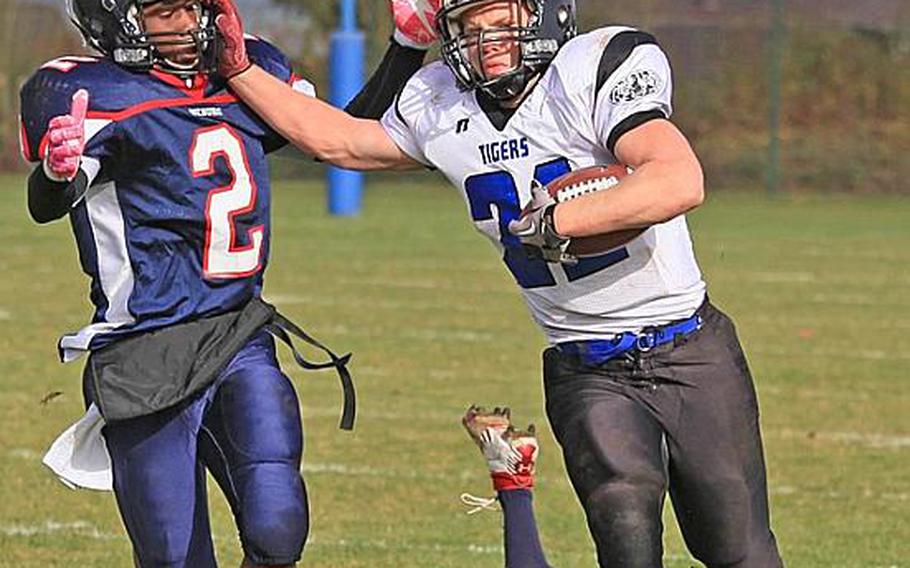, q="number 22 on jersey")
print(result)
[465,158,628,289]
[190,125,265,280]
